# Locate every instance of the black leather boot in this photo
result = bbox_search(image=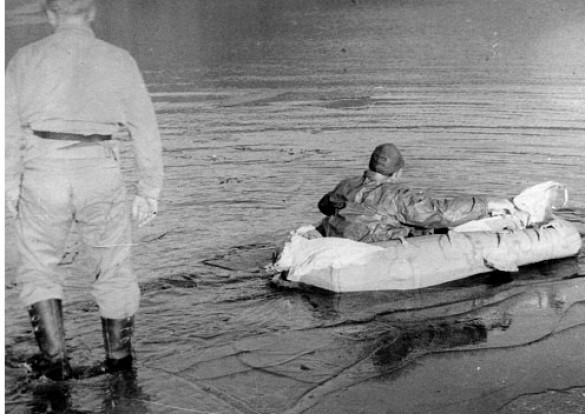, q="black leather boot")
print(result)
[28,299,72,381]
[102,316,134,372]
